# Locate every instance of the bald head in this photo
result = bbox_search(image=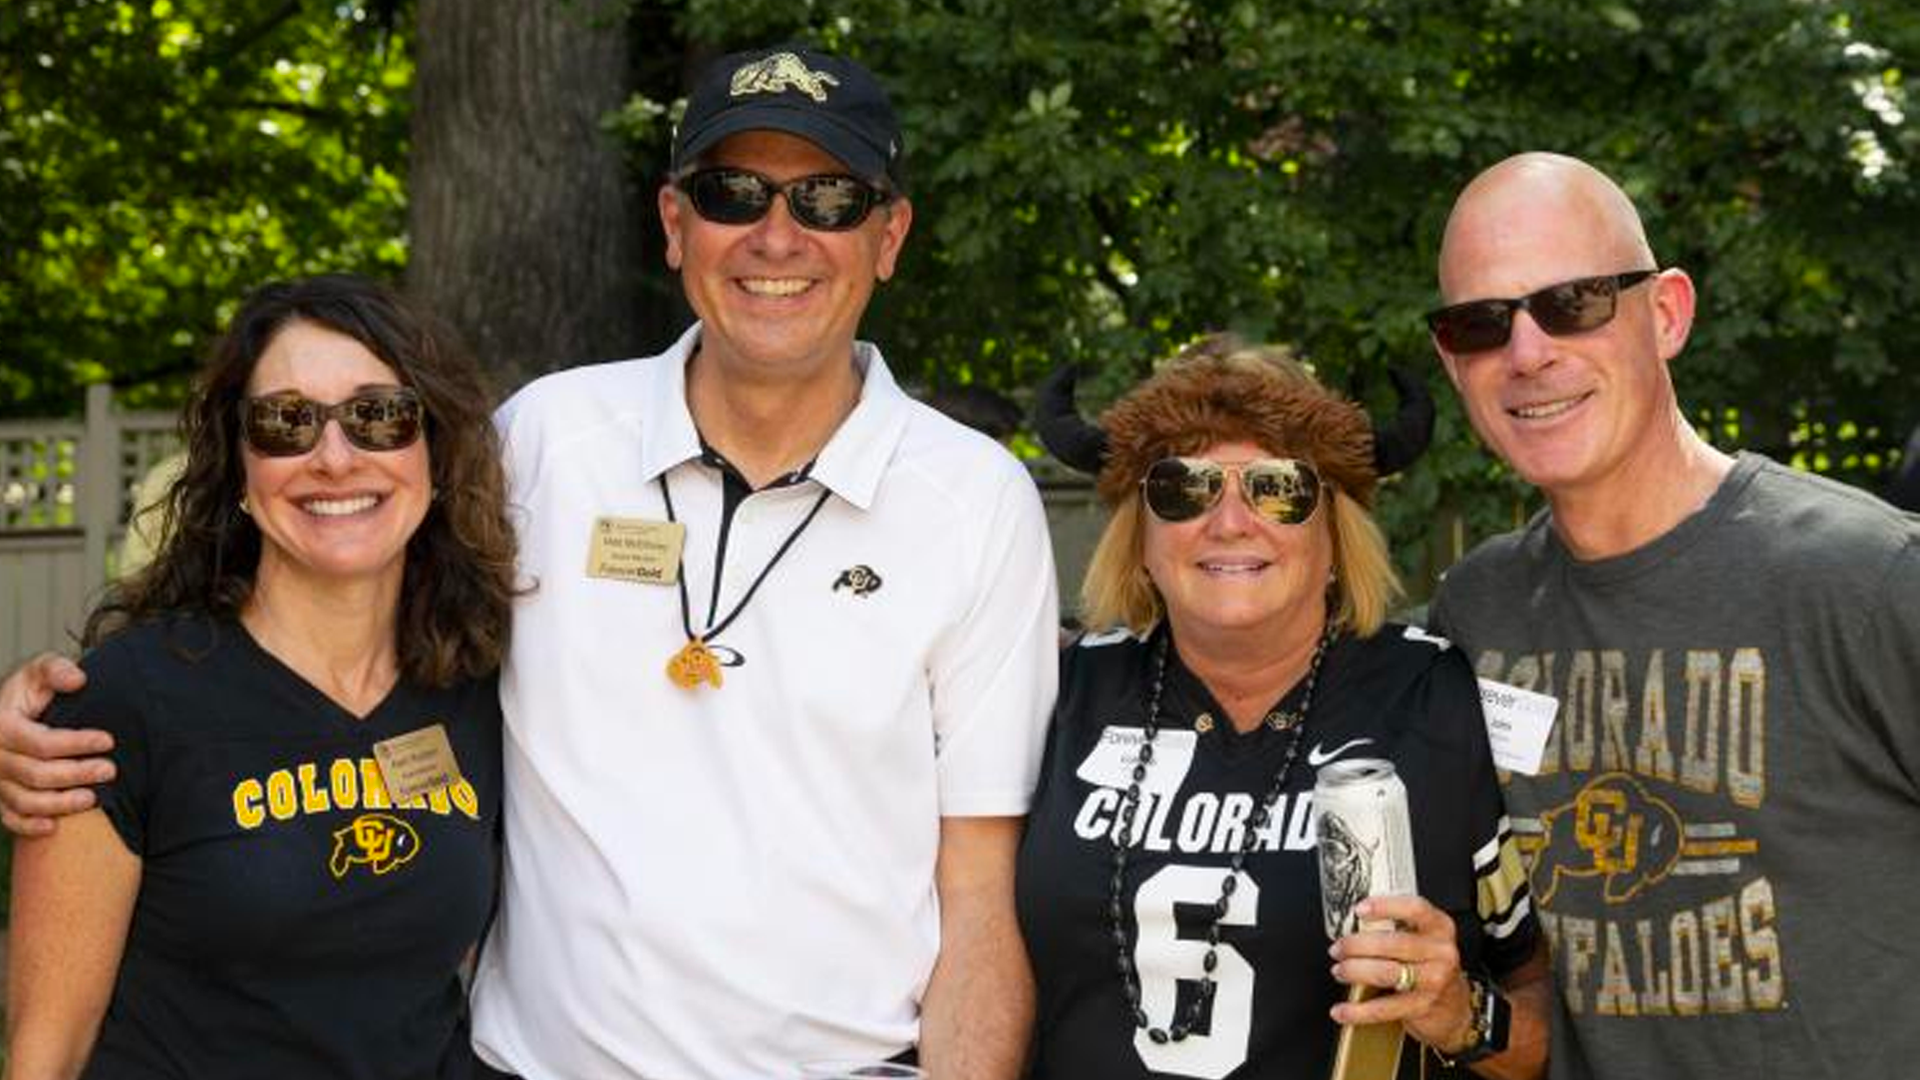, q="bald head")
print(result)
[1427,152,1712,542]
[1437,153,1656,302]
